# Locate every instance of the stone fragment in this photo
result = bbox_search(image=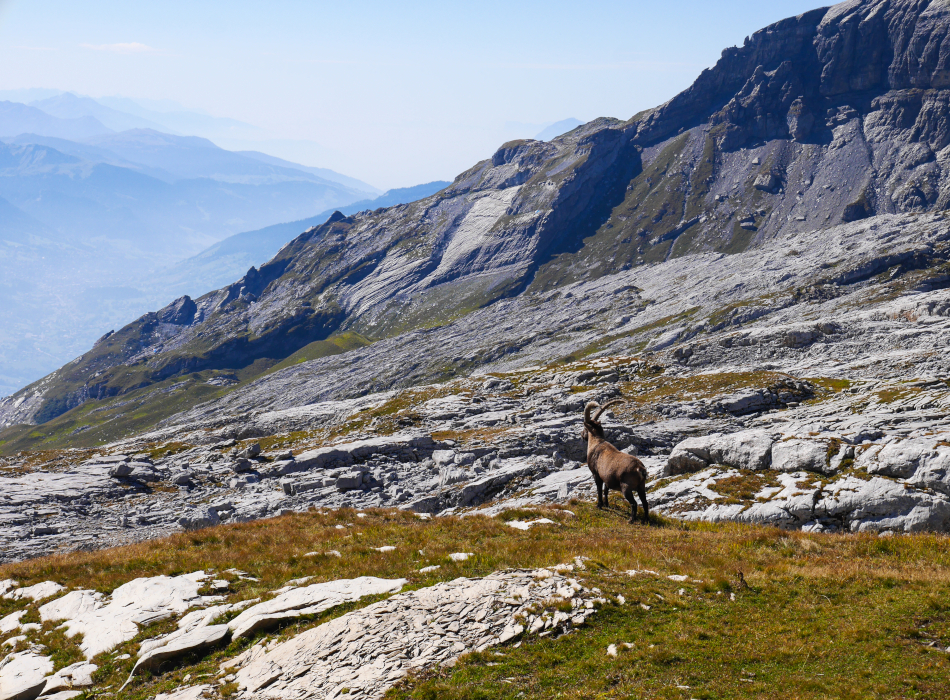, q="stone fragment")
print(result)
[449,553,473,562]
[0,651,53,700]
[3,582,64,602]
[228,577,406,640]
[39,662,96,695]
[40,571,220,659]
[132,625,230,674]
[771,439,829,474]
